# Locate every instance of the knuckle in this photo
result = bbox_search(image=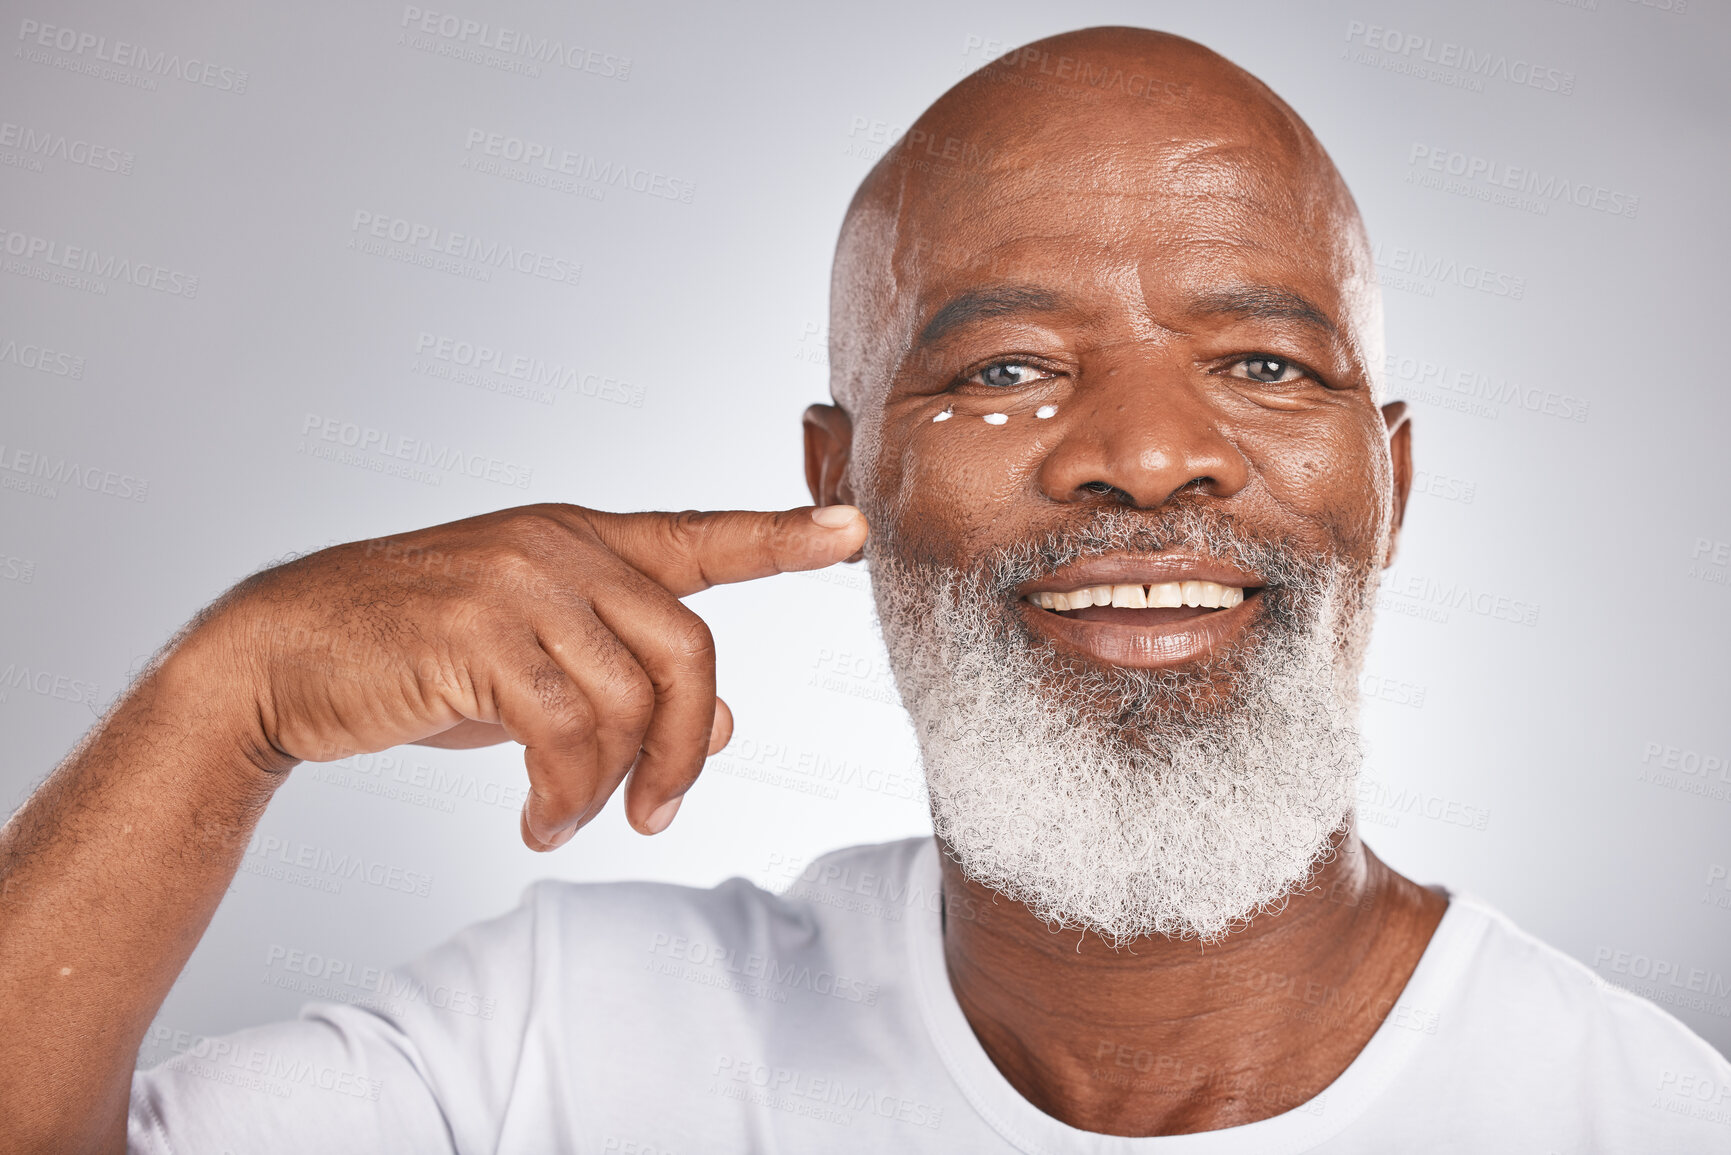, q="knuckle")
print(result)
[600,664,656,723]
[503,509,580,559]
[664,509,716,540]
[526,779,587,821]
[490,509,598,607]
[546,696,596,743]
[529,666,593,733]
[510,504,577,535]
[536,502,595,537]
[656,509,716,564]
[475,545,542,595]
[544,699,594,741]
[664,611,716,664]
